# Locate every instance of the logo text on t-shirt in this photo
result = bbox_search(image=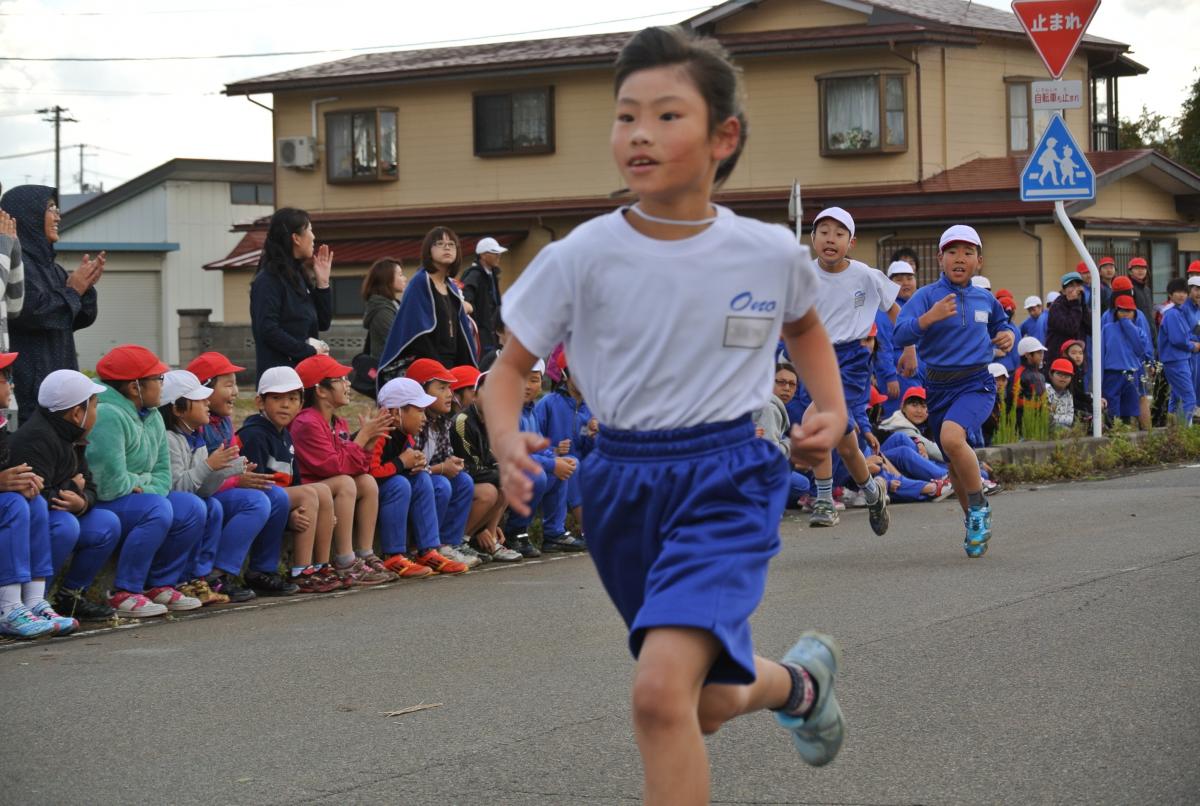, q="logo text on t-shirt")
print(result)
[730,291,777,313]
